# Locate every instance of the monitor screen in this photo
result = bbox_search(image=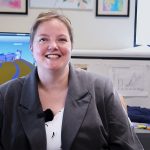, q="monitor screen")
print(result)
[0,32,35,84]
